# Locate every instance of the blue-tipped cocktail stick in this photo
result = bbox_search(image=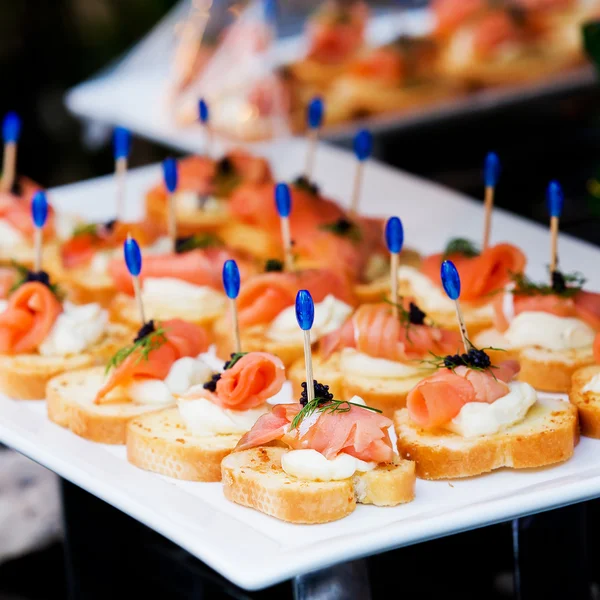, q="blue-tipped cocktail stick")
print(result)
[296,289,315,402]
[2,112,21,192]
[113,127,131,160]
[547,180,564,273]
[199,99,209,125]
[307,98,324,130]
[385,216,404,315]
[350,128,372,215]
[31,191,48,230]
[482,151,500,250]
[163,158,178,247]
[275,183,294,271]
[275,182,291,217]
[223,259,242,353]
[113,127,131,220]
[124,236,145,325]
[3,112,20,144]
[484,152,500,189]
[441,260,470,350]
[305,98,324,181]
